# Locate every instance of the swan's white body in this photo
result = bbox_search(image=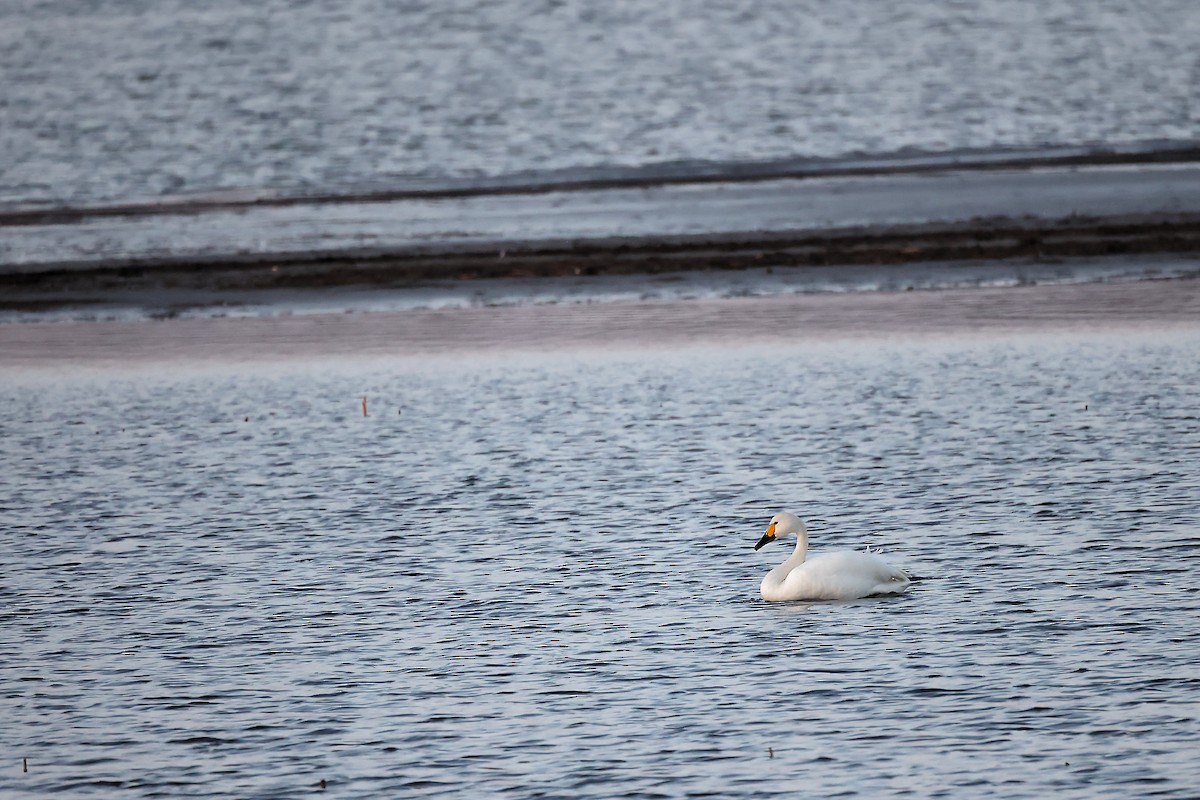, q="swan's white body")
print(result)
[755,512,910,601]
